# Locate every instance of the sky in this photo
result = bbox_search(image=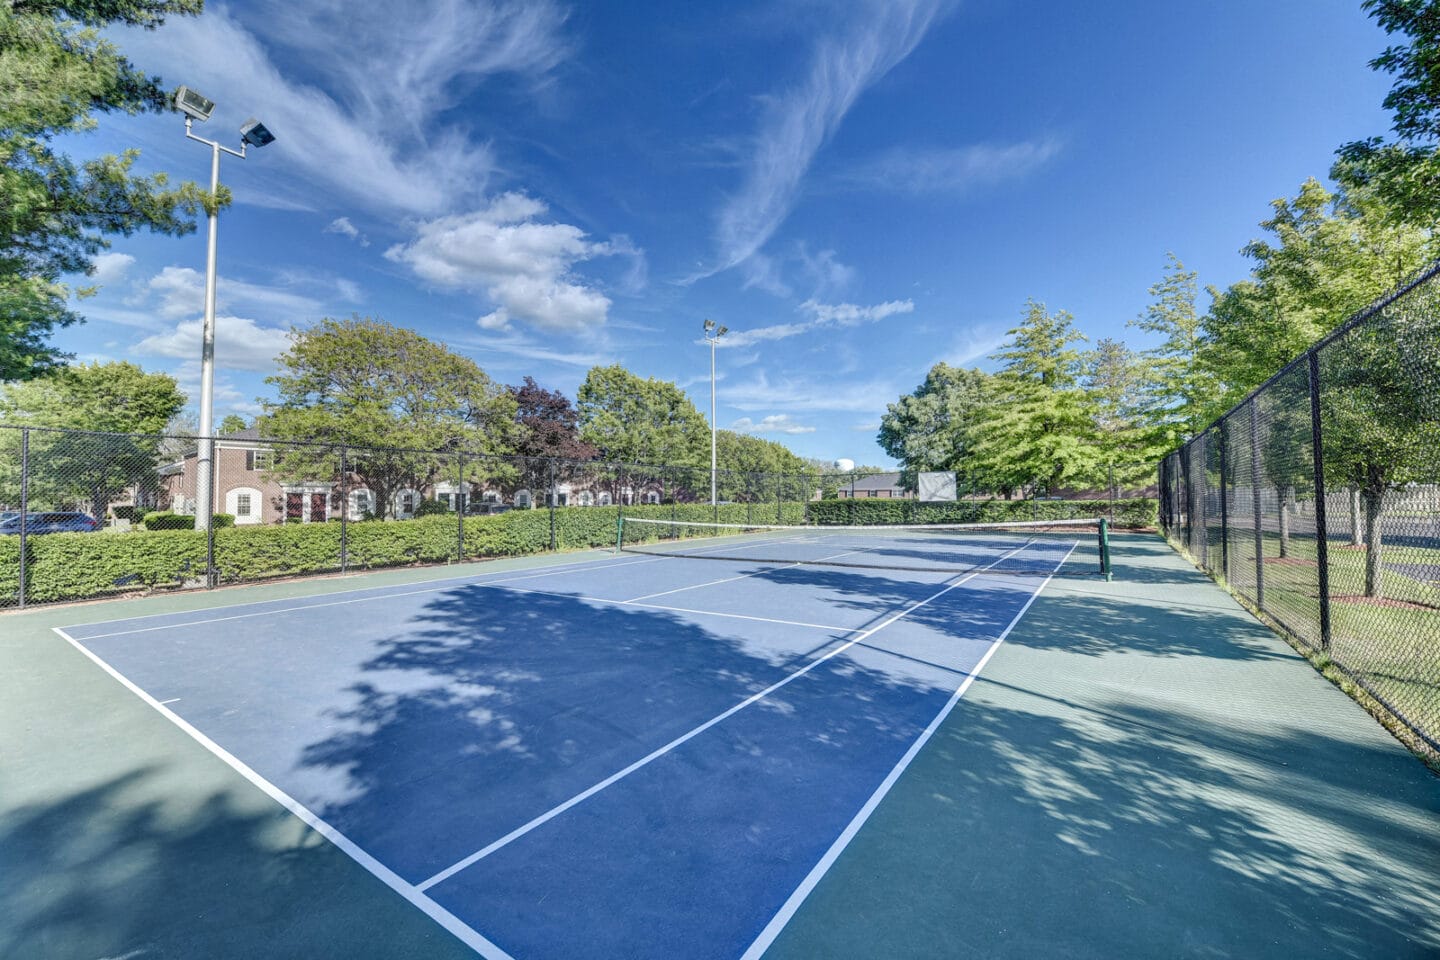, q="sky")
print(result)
[56,0,1398,467]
